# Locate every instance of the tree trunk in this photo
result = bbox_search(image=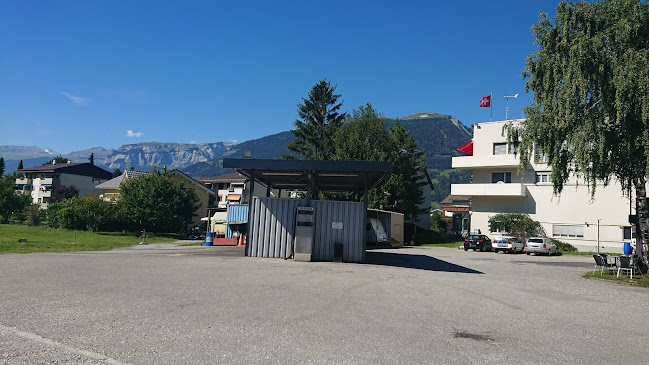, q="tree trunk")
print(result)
[634,179,649,272]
